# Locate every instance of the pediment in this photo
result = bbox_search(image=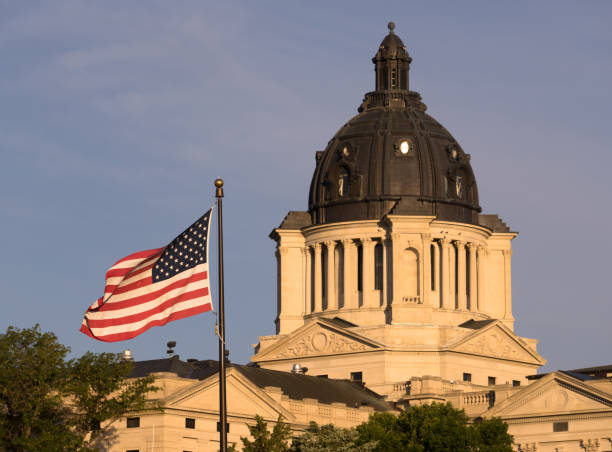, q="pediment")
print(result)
[166,368,293,420]
[450,322,544,364]
[486,372,612,418]
[253,318,383,362]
